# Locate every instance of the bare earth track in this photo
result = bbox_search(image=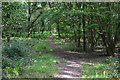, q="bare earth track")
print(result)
[48,37,108,78]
